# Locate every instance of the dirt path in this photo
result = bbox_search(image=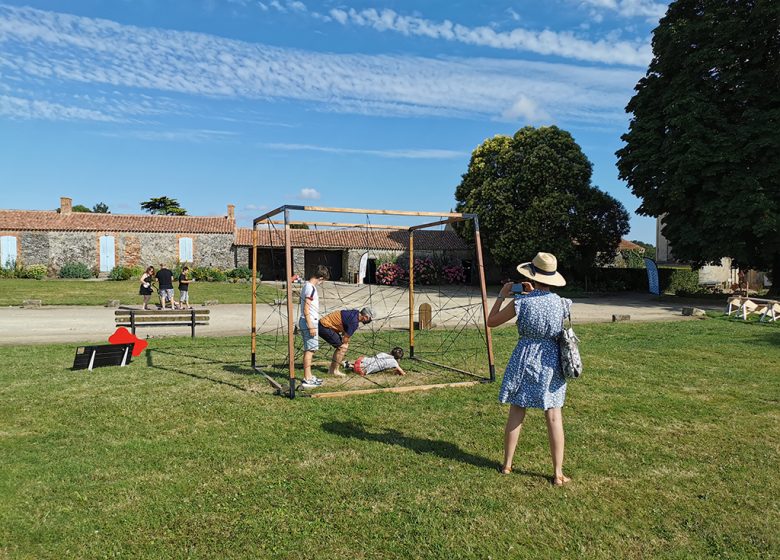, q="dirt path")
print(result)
[0,287,723,346]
